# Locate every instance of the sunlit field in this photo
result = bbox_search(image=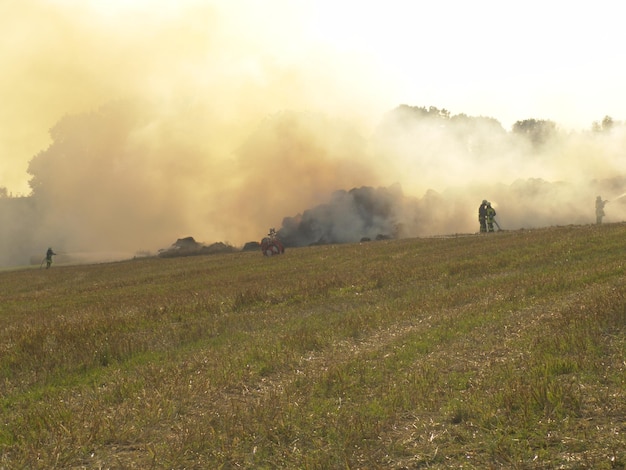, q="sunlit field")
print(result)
[1,224,625,469]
